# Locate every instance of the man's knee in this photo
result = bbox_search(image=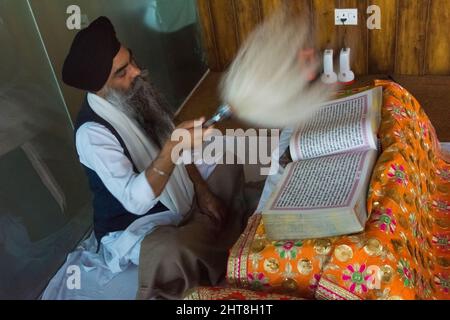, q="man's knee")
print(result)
[138,228,202,299]
[139,227,184,273]
[140,227,184,260]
